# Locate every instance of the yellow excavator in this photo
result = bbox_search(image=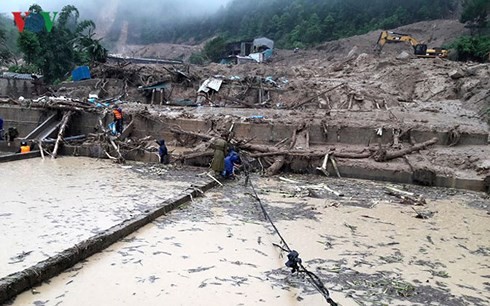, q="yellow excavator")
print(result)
[375,31,448,58]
